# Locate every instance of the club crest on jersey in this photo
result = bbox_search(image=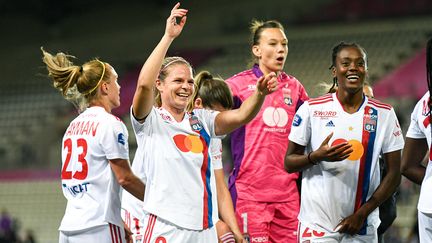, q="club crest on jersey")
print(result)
[189,114,203,132]
[282,85,293,105]
[292,114,302,127]
[118,133,125,145]
[364,107,378,132]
